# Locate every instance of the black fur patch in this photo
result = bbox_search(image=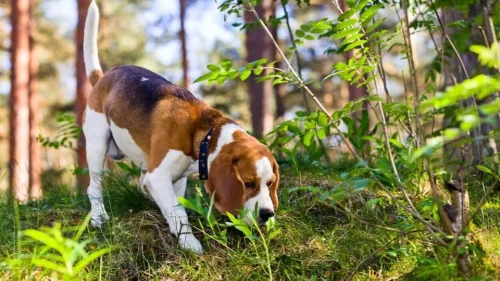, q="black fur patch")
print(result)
[110,65,198,113]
